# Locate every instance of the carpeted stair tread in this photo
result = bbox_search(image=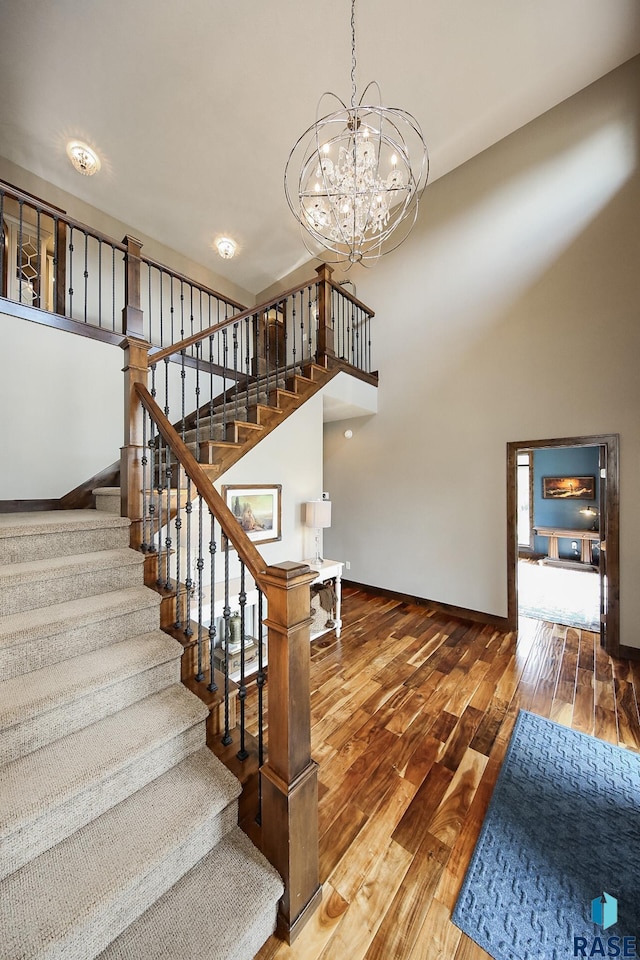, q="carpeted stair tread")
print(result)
[0,511,131,562]
[0,585,161,680]
[0,748,241,960]
[0,510,130,539]
[0,685,209,879]
[98,826,283,960]
[0,632,182,728]
[0,632,183,765]
[0,547,143,587]
[0,548,145,616]
[0,585,160,648]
